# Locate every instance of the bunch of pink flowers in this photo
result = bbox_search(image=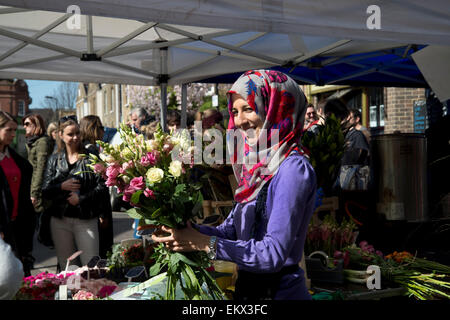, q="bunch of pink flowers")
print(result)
[15,272,76,300]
